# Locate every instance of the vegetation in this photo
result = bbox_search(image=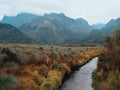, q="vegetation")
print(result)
[0,44,98,90]
[92,30,120,90]
[0,75,18,90]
